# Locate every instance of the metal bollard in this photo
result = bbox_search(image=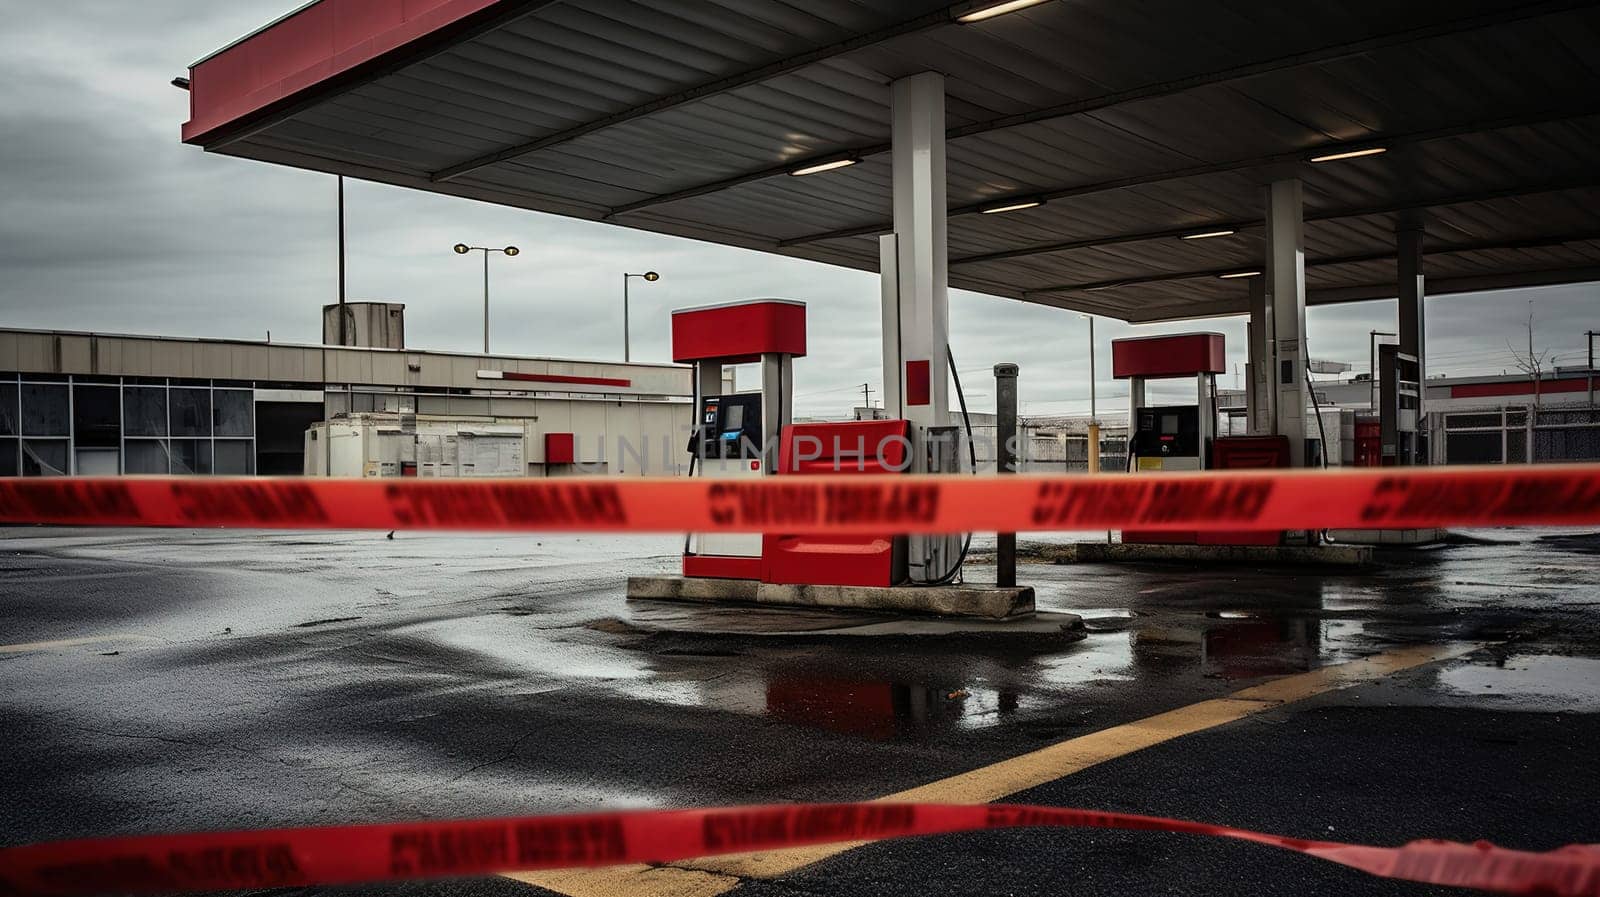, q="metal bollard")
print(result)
[994,363,1019,588]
